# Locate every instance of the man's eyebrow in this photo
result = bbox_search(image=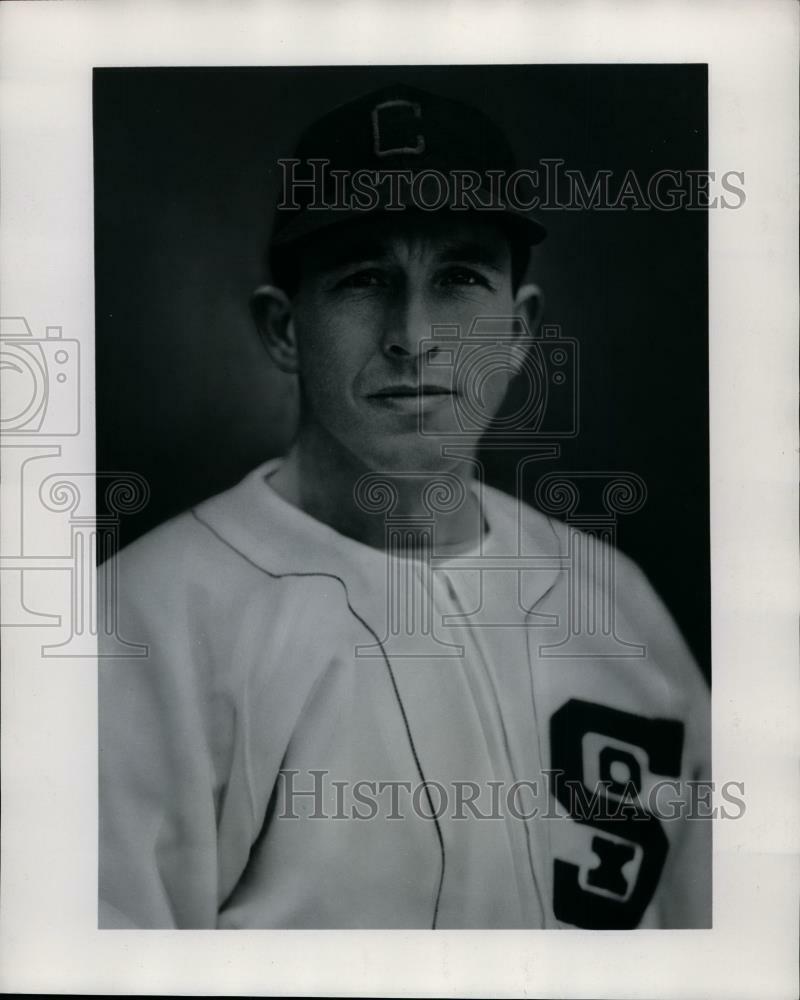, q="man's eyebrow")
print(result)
[315,236,509,271]
[317,240,392,268]
[434,240,508,271]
